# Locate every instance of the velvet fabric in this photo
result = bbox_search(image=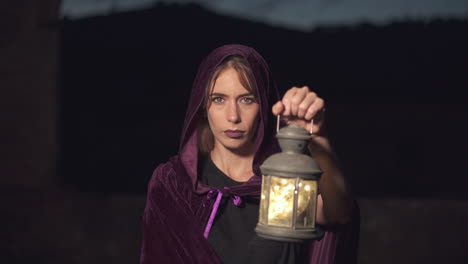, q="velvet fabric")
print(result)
[140,44,359,264]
